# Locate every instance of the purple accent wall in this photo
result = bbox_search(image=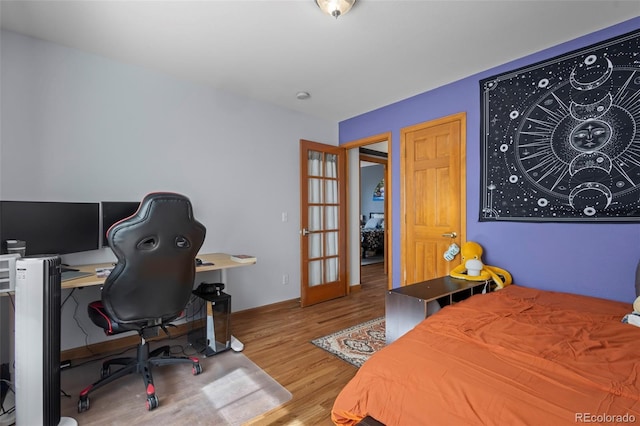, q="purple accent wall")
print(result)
[340,17,640,303]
